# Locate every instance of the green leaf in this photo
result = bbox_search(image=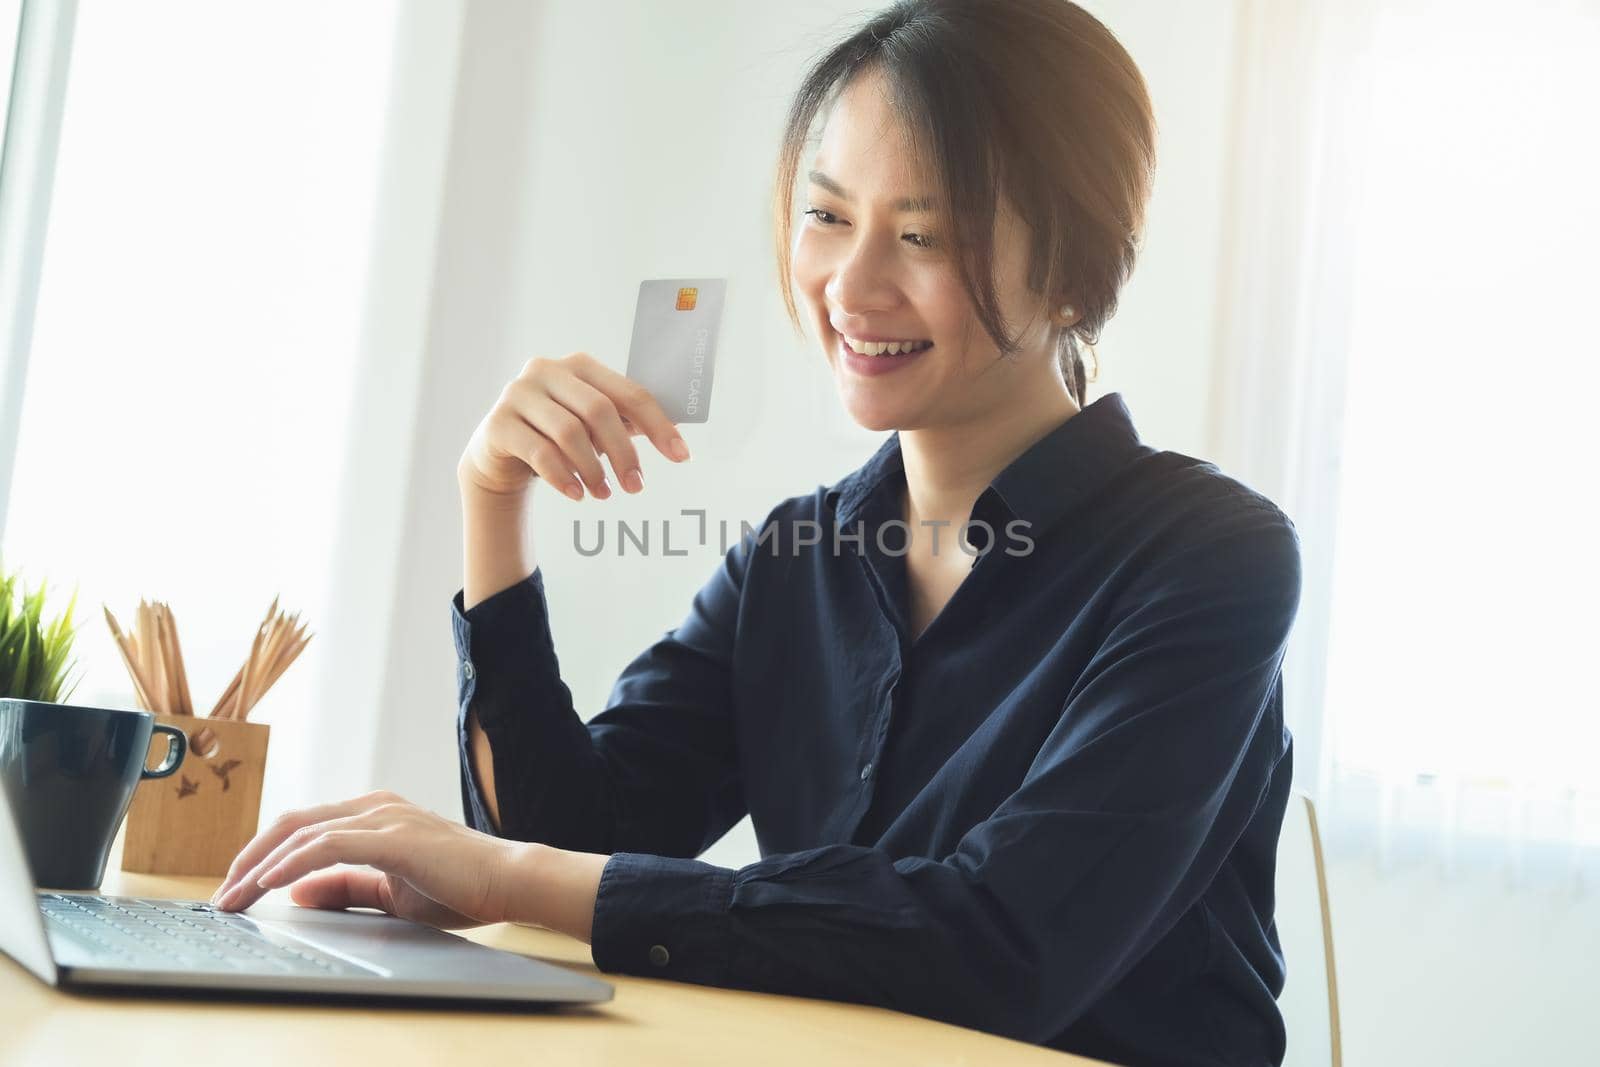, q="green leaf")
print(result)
[0,563,83,703]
